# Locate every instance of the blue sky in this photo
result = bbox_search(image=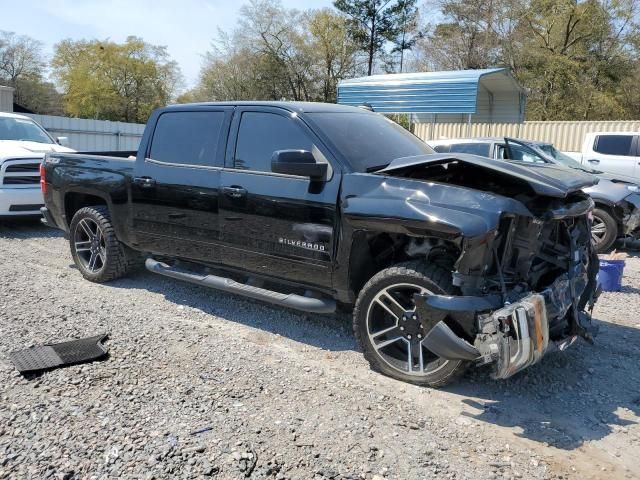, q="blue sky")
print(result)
[2,0,331,87]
